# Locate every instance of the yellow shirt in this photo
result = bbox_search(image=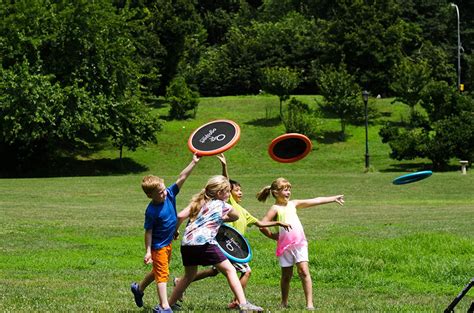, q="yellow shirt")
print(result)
[226,195,258,235]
